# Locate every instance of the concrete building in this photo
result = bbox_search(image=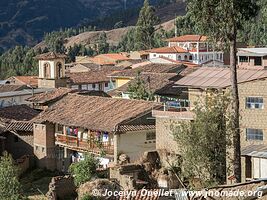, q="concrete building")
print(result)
[172,67,267,182]
[237,48,267,69]
[148,35,224,65]
[33,94,160,171]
